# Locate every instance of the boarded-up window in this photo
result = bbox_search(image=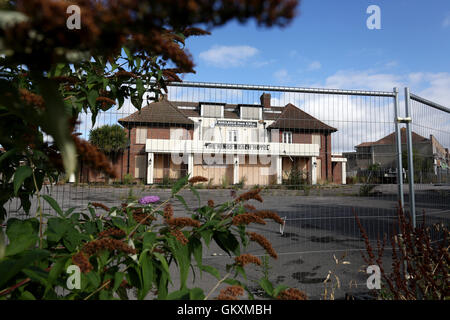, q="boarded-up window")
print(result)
[312,134,321,148]
[136,128,147,144]
[282,131,292,144]
[201,104,223,118]
[240,106,261,120]
[135,155,146,178]
[170,128,190,140]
